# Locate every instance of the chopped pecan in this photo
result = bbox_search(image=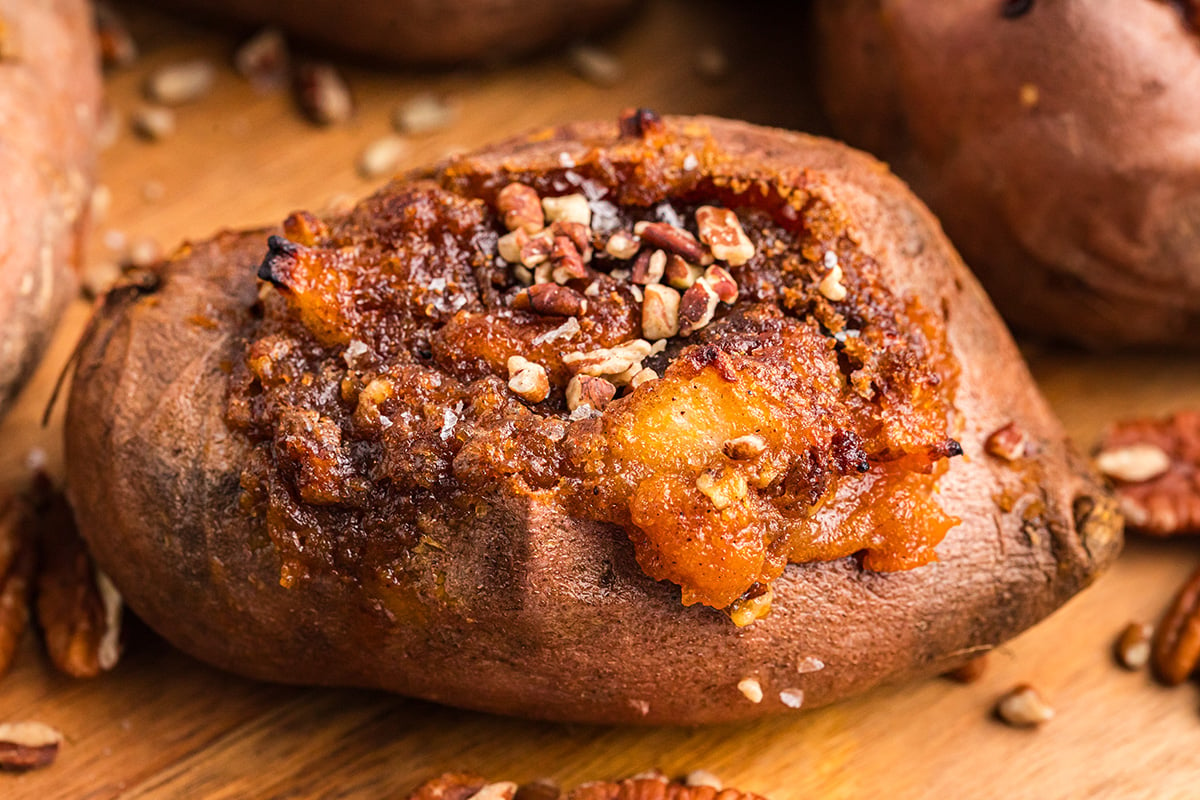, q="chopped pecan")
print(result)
[144,59,216,106]
[723,434,766,461]
[0,494,36,679]
[0,722,63,772]
[498,183,544,234]
[520,230,554,269]
[635,221,706,263]
[507,357,550,404]
[497,228,530,264]
[664,255,703,289]
[943,653,988,683]
[678,278,720,335]
[392,93,457,136]
[695,206,755,266]
[541,194,590,227]
[566,375,616,412]
[1152,563,1200,685]
[1094,411,1200,536]
[95,2,138,69]
[604,230,640,260]
[516,284,588,317]
[629,367,658,389]
[641,283,681,340]
[550,235,588,284]
[985,422,1028,462]
[567,44,624,87]
[704,265,739,304]
[36,491,123,678]
[631,249,666,285]
[736,676,764,703]
[552,221,593,262]
[564,339,657,378]
[818,256,848,302]
[727,582,772,627]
